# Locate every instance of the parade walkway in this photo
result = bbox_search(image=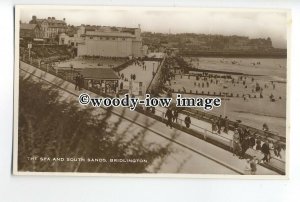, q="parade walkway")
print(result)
[119,60,160,94]
[154,106,285,172]
[20,61,281,176]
